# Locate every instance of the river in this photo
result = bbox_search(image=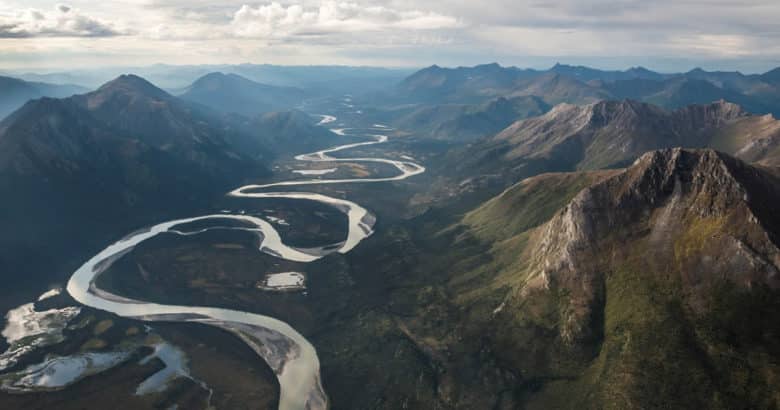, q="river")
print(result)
[66,115,425,410]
